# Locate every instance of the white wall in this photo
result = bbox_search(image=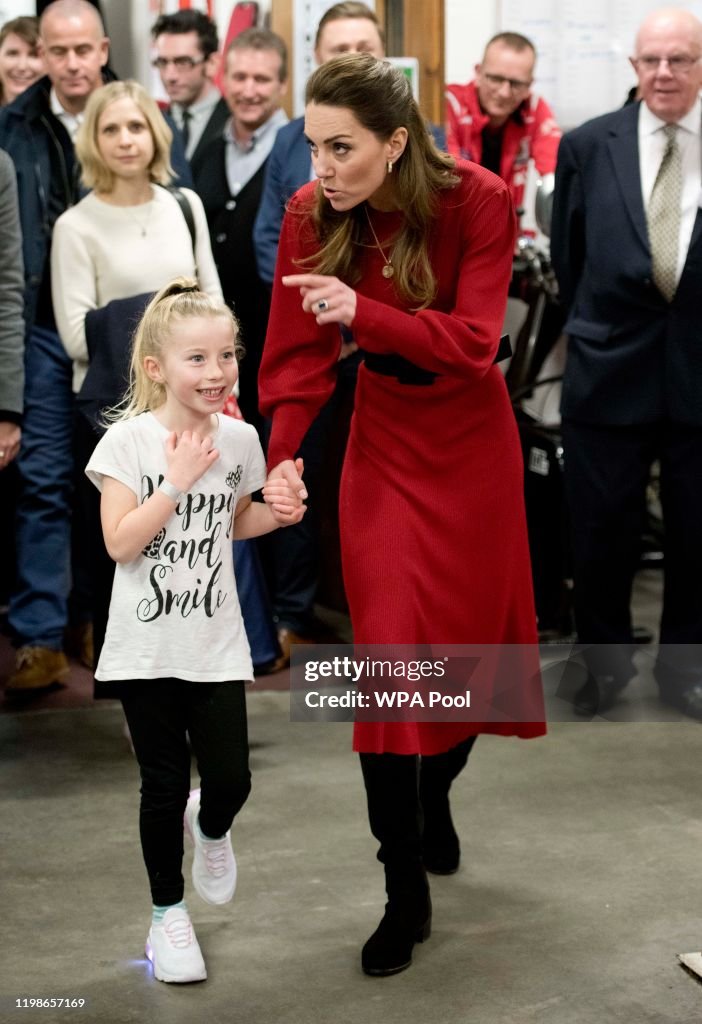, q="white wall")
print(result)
[0,0,32,21]
[112,0,492,96]
[444,0,497,84]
